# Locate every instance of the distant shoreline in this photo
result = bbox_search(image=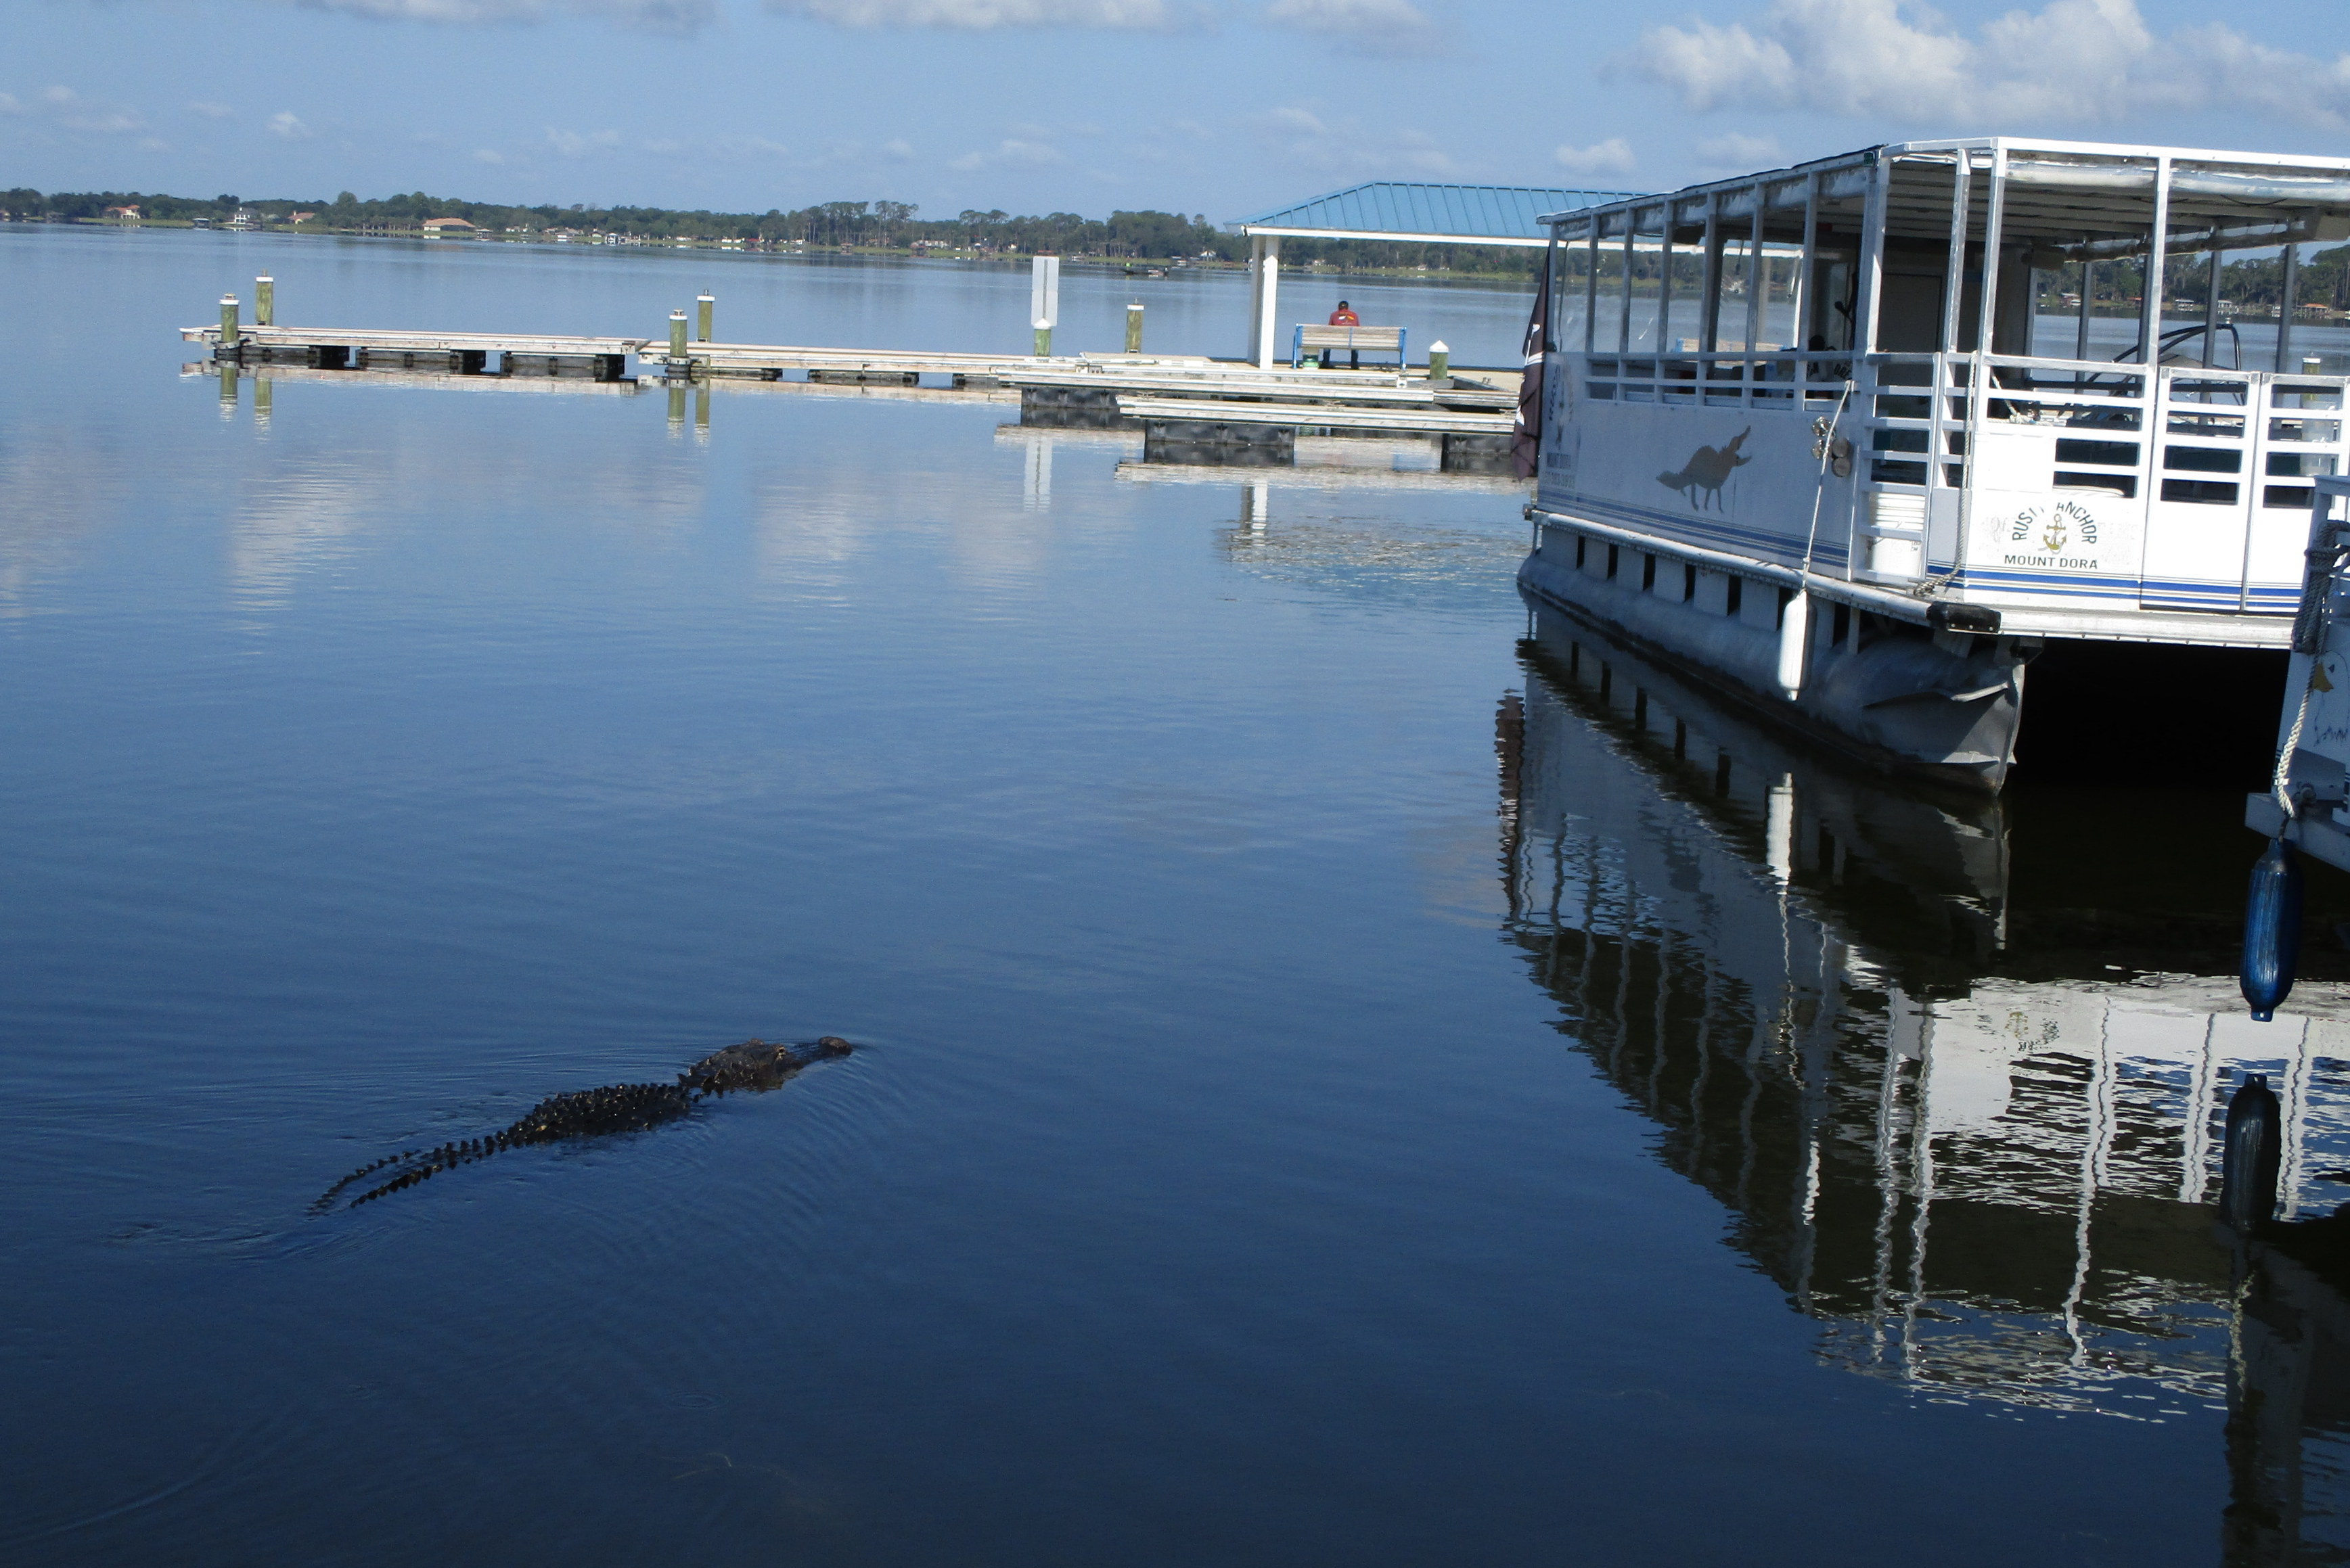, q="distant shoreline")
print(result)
[1,214,1547,286]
